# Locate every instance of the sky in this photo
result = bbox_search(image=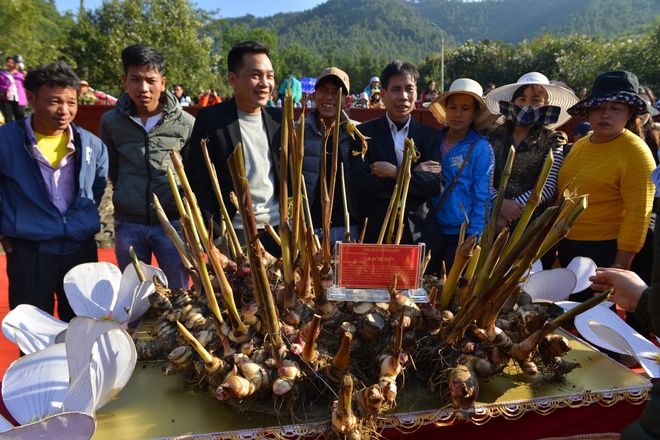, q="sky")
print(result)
[55,0,327,18]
